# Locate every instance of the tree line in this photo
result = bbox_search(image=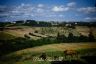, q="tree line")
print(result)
[0,20,96,28]
[56,32,95,43]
